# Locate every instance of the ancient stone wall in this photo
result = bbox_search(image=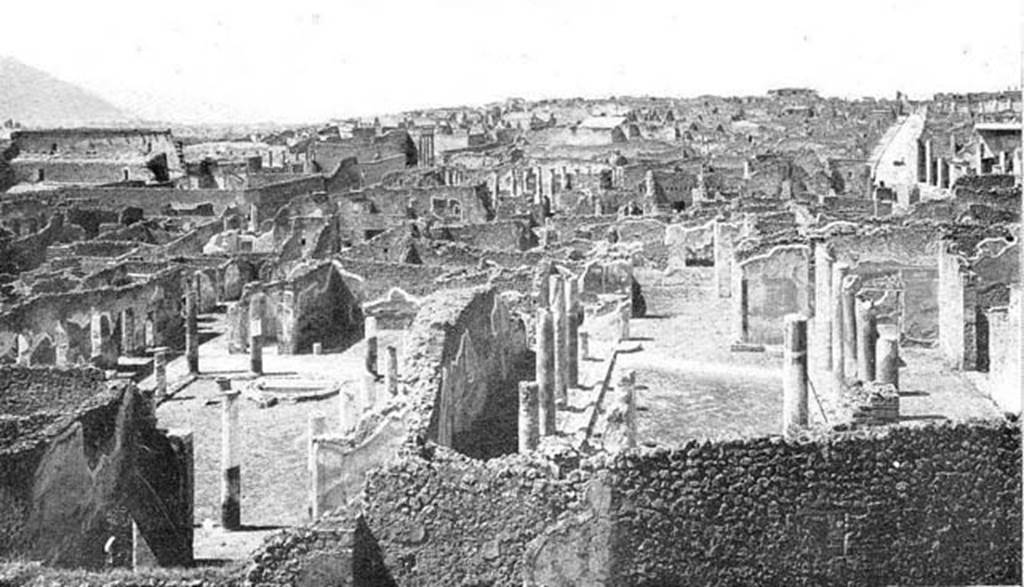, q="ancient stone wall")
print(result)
[605,422,1021,586]
[833,224,942,342]
[0,372,135,568]
[404,287,529,459]
[736,244,811,345]
[228,262,363,354]
[984,287,1021,413]
[0,214,69,275]
[354,449,590,586]
[665,219,714,269]
[438,220,535,251]
[59,187,244,216]
[279,418,1023,586]
[0,267,187,367]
